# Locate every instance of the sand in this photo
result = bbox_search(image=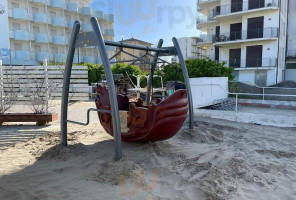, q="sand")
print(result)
[0,103,296,200]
